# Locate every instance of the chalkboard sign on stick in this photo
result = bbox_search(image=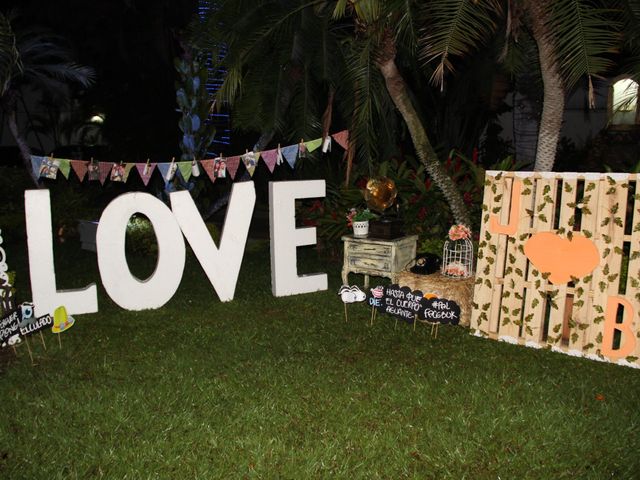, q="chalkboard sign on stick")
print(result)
[367,283,462,332]
[0,308,21,347]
